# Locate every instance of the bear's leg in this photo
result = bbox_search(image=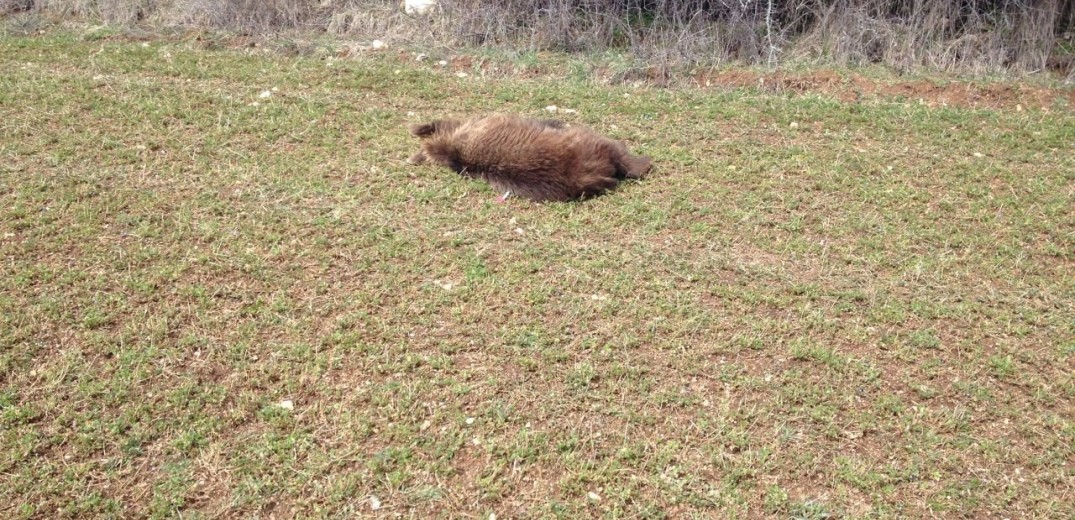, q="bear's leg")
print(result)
[406,150,427,165]
[570,149,622,199]
[577,173,620,199]
[420,139,464,174]
[618,154,652,179]
[609,140,652,179]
